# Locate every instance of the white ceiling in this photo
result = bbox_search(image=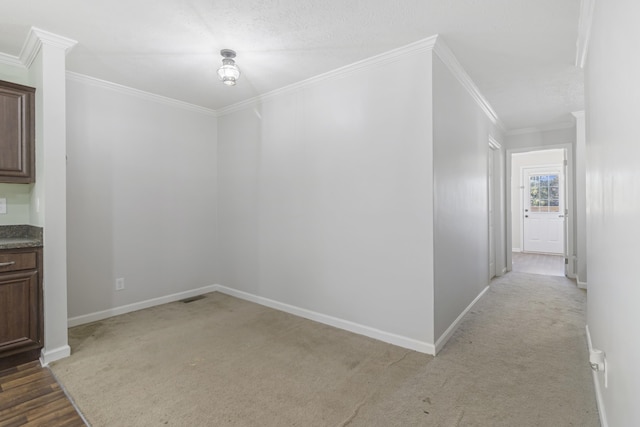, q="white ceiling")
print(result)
[0,0,583,130]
